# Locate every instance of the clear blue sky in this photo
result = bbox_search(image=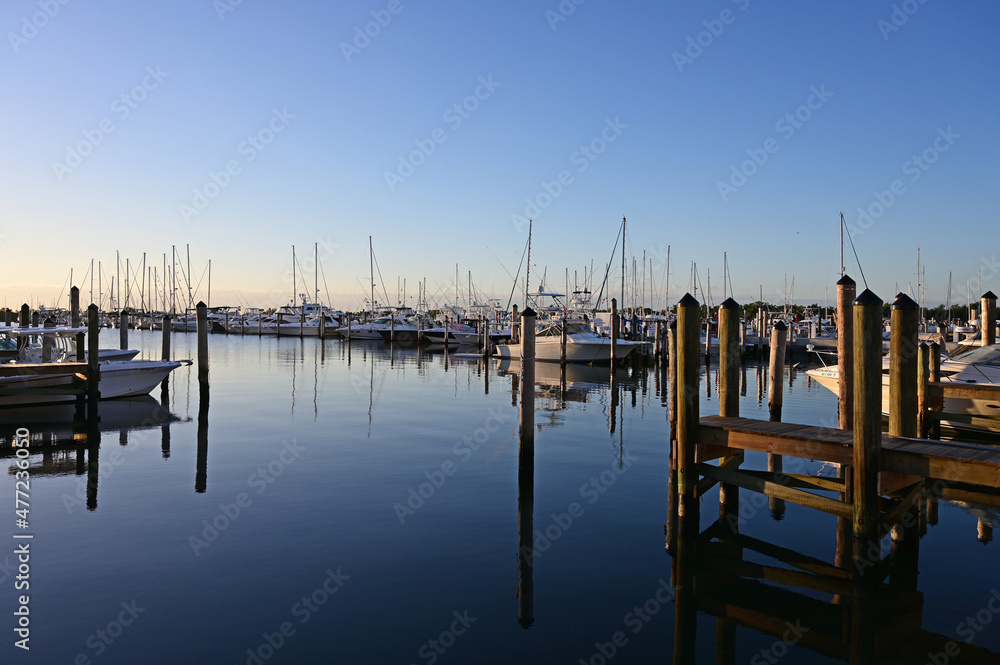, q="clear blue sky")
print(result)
[2,0,997,313]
